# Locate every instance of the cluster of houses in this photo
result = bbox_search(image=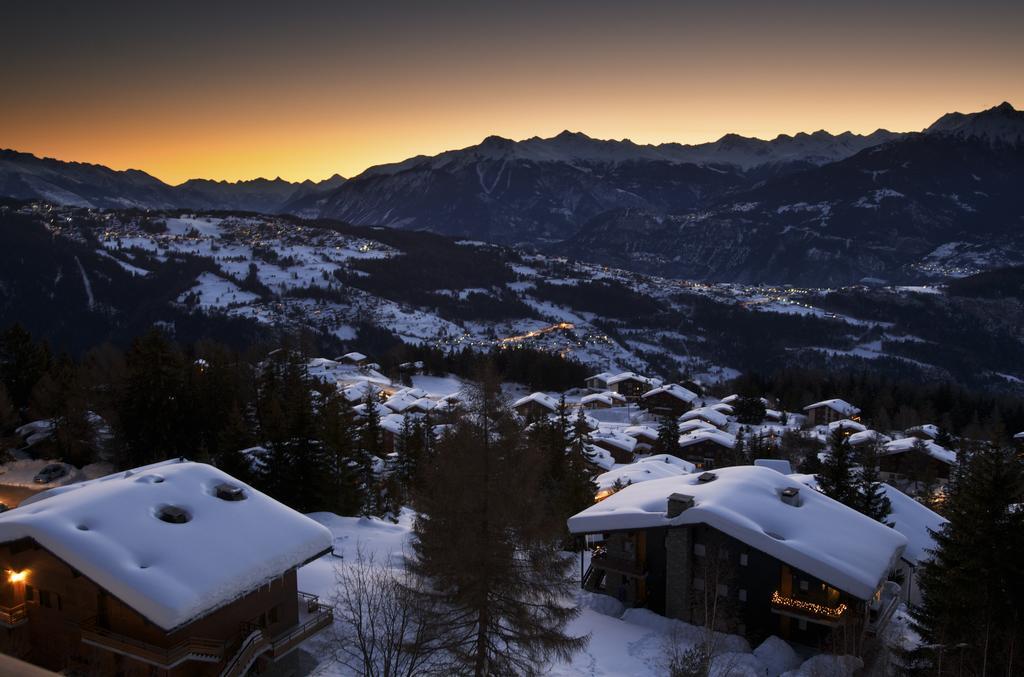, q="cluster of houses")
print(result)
[504,371,960,656]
